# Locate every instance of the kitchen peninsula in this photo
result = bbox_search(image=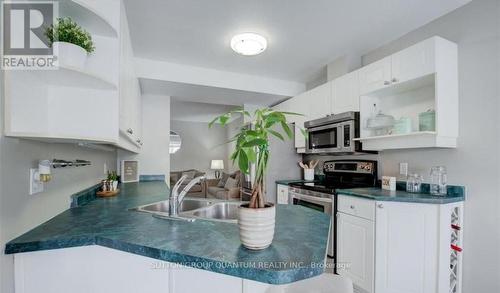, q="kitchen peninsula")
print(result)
[5,181,331,293]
